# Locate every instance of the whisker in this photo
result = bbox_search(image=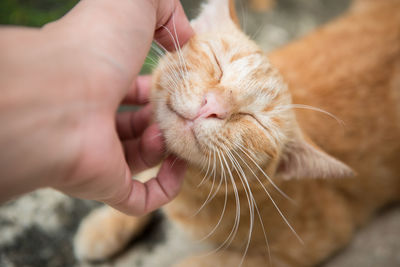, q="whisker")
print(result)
[150,42,166,57]
[275,104,345,126]
[192,153,218,217]
[171,14,190,81]
[218,147,241,249]
[230,148,272,266]
[253,198,272,265]
[153,40,167,53]
[250,24,266,40]
[197,149,229,241]
[160,24,188,86]
[236,143,294,203]
[200,149,241,255]
[160,25,180,52]
[170,156,179,168]
[158,25,186,91]
[224,145,254,266]
[238,0,248,35]
[148,132,163,141]
[201,149,225,207]
[198,150,212,187]
[233,144,303,244]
